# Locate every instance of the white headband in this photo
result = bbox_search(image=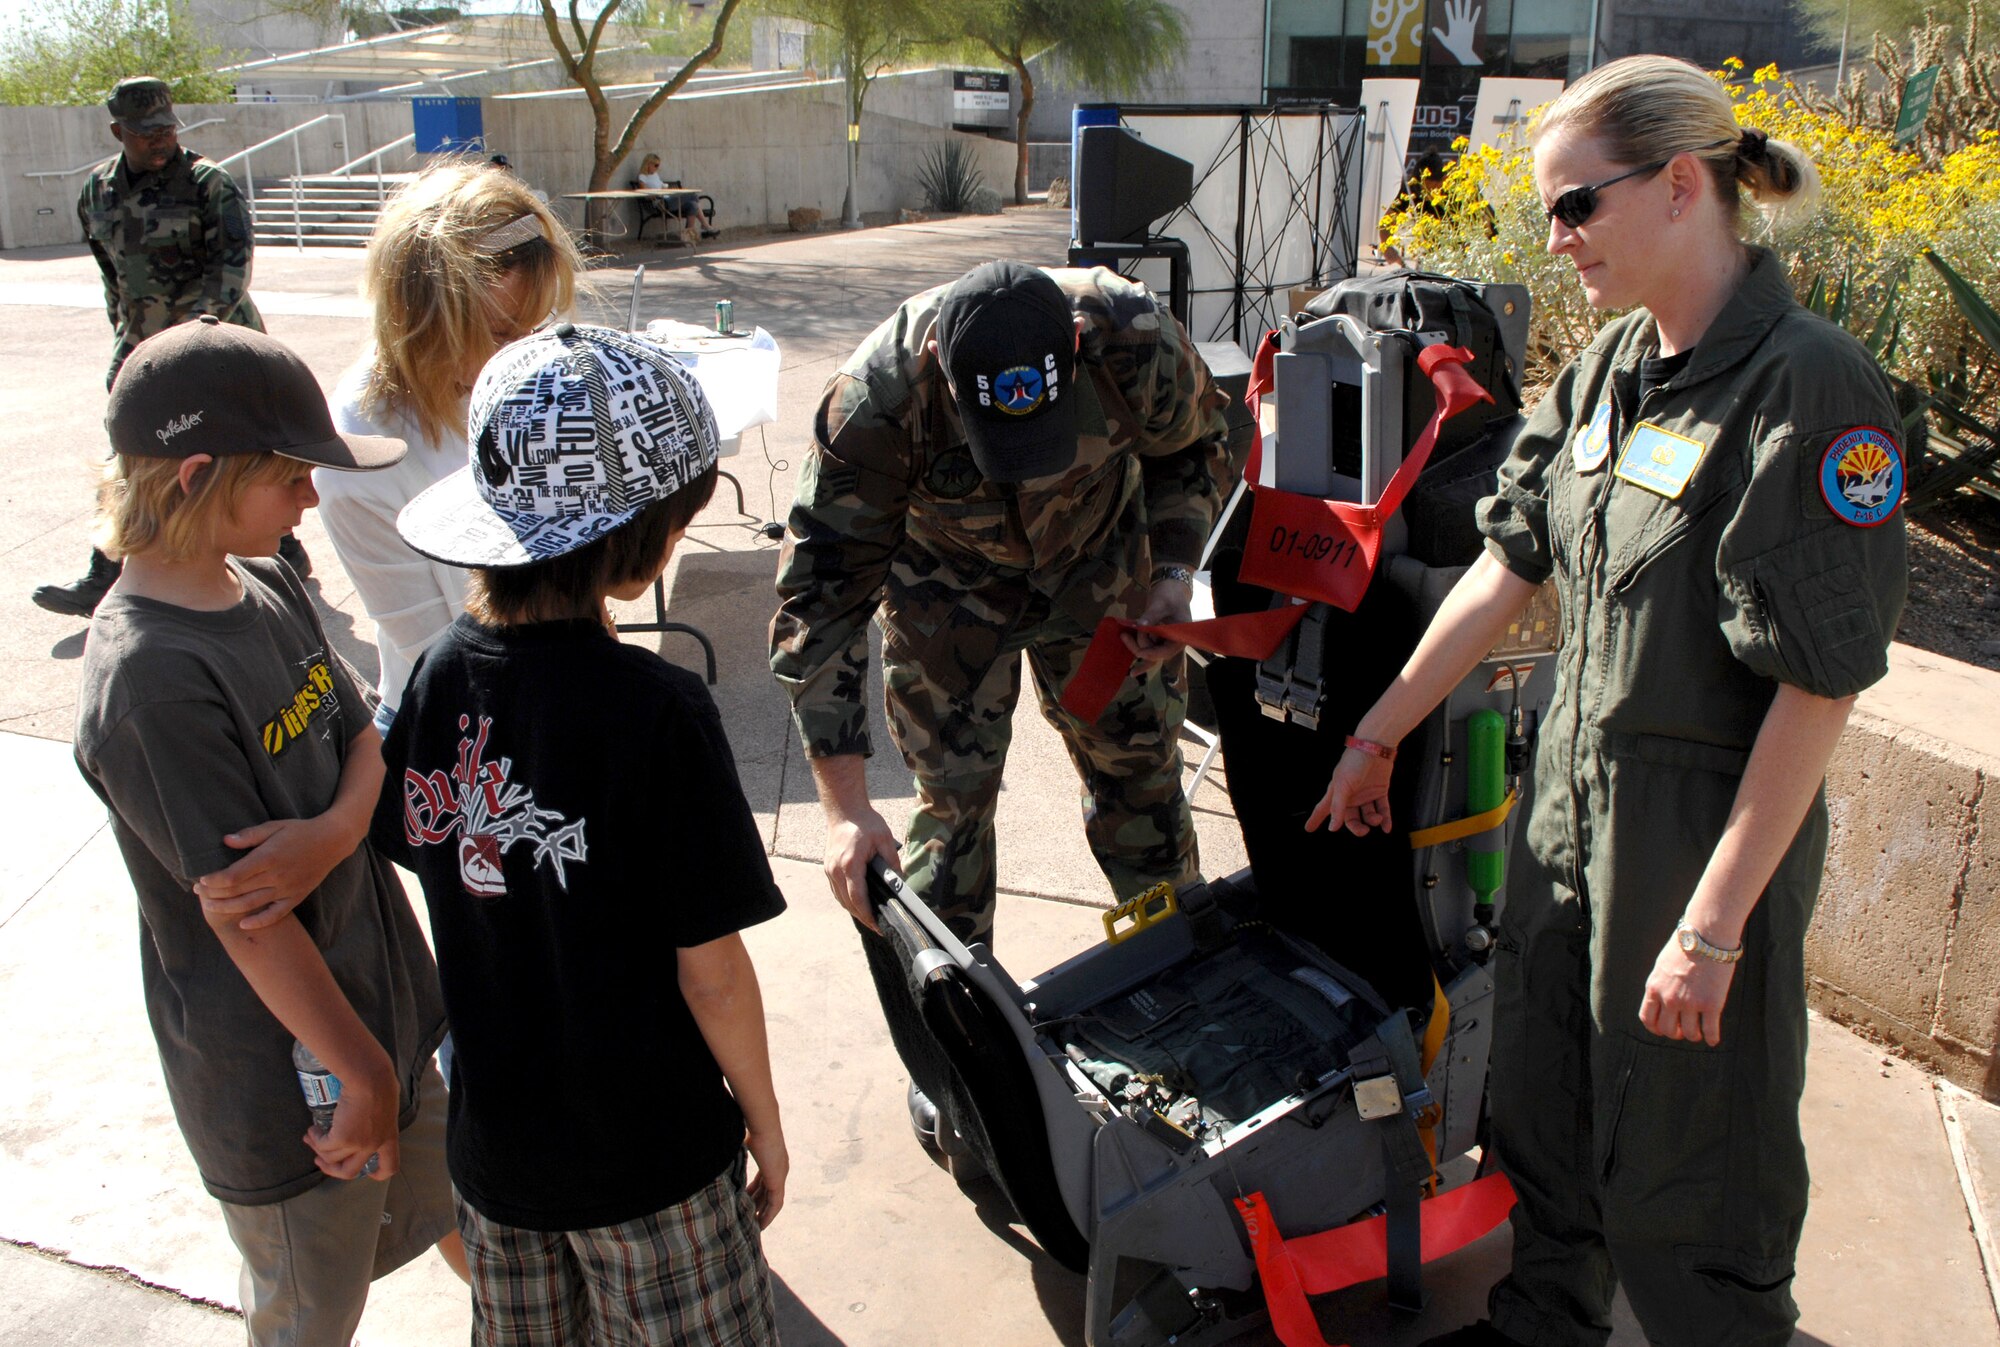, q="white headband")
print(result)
[474,214,544,256]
